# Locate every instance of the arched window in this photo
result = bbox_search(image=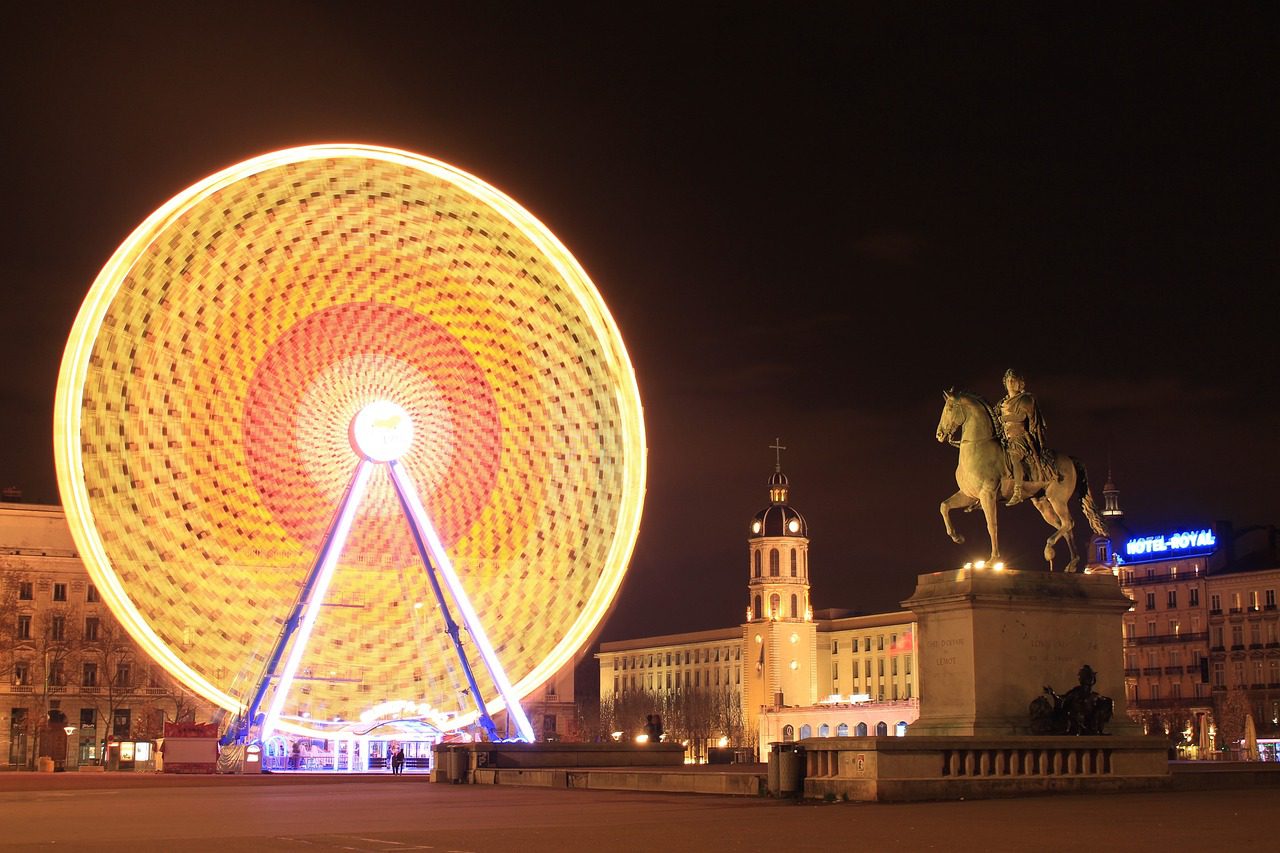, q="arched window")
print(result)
[818,724,830,737]
[769,548,780,576]
[753,595,762,620]
[782,725,794,741]
[875,721,888,737]
[790,594,798,618]
[799,724,812,739]
[753,550,761,577]
[896,721,909,737]
[855,722,868,737]
[790,548,797,576]
[836,723,849,737]
[769,594,780,619]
